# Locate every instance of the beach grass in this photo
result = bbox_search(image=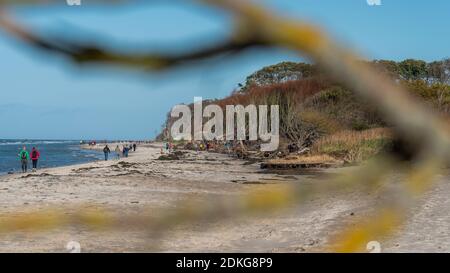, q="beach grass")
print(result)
[311,128,392,163]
